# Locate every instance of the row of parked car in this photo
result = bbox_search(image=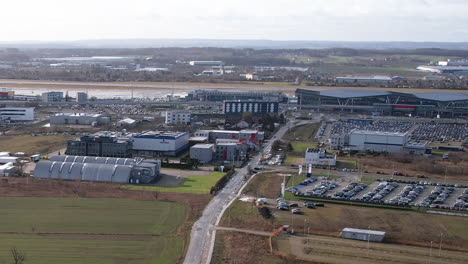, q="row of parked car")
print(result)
[418,186,454,207]
[333,183,367,199]
[303,181,339,197]
[379,178,468,189]
[362,181,399,202]
[286,178,318,193]
[275,198,325,214]
[386,184,425,206]
[454,189,468,209]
